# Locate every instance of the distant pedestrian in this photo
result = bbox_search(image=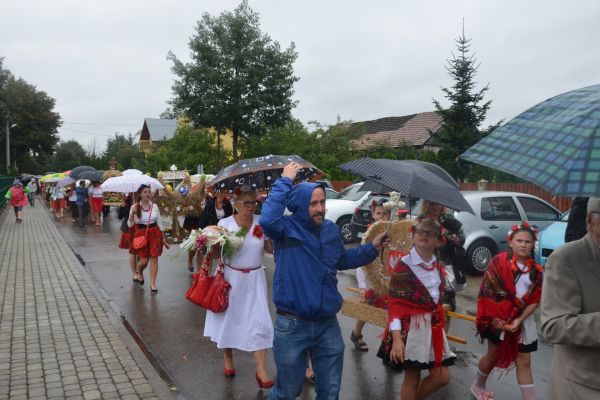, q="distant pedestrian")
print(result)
[565,197,589,242]
[472,222,543,400]
[75,180,89,227]
[26,179,38,206]
[118,193,138,282]
[67,185,79,223]
[260,162,387,400]
[89,181,104,226]
[128,184,168,293]
[5,180,29,223]
[541,197,600,400]
[53,187,66,219]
